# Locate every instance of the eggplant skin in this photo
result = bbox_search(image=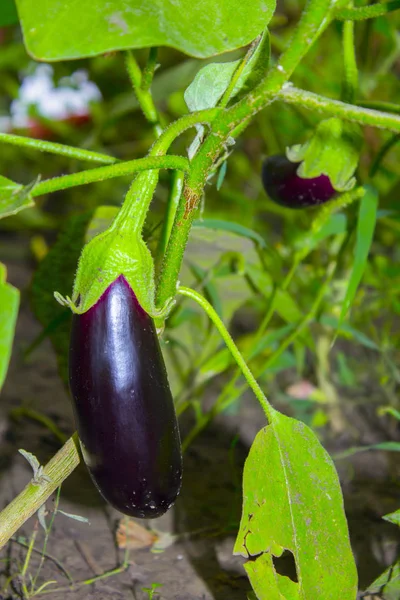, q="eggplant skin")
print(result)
[69,275,182,518]
[262,155,336,208]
